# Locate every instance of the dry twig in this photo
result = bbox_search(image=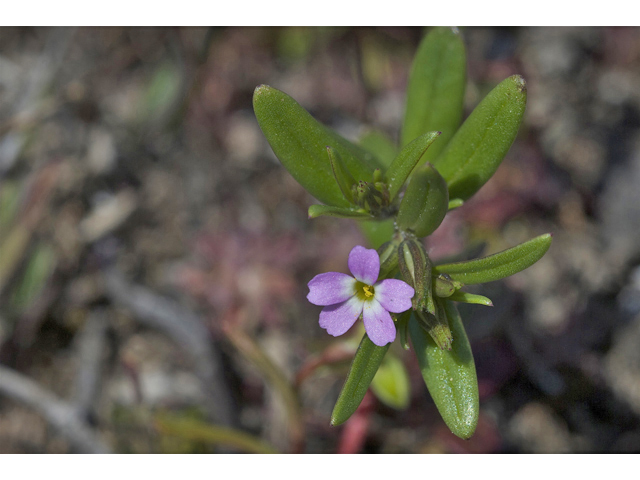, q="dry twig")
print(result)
[104,269,237,427]
[0,364,110,453]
